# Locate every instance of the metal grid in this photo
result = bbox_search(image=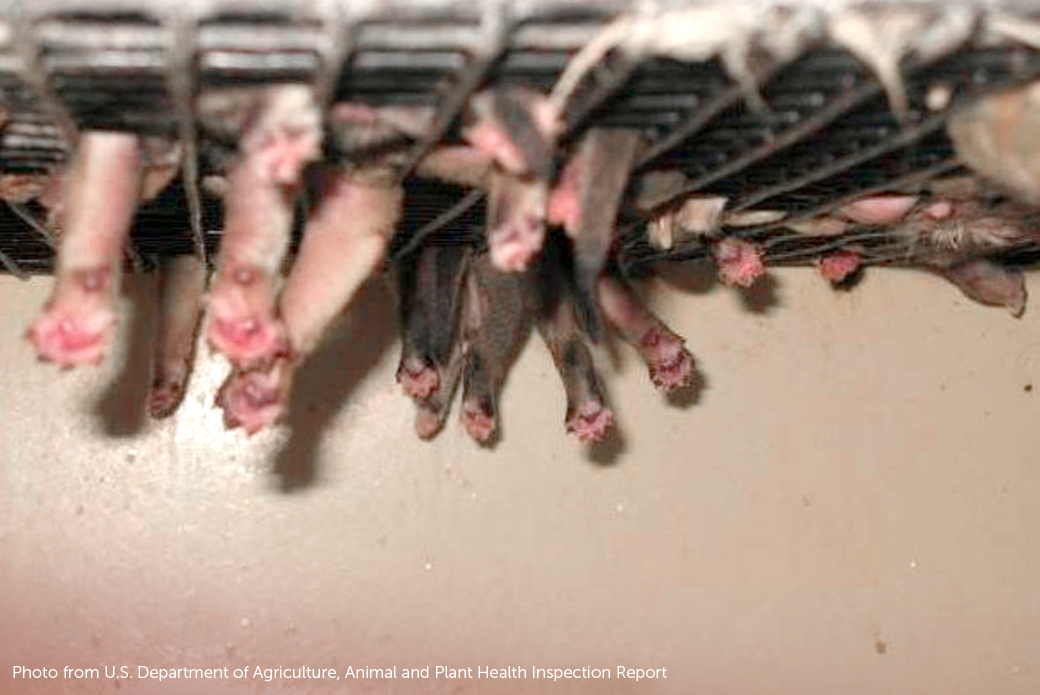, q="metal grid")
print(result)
[1,0,1040,276]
